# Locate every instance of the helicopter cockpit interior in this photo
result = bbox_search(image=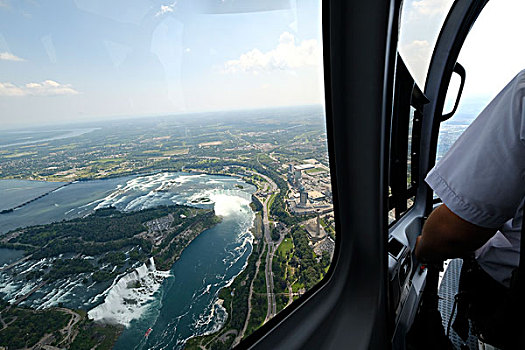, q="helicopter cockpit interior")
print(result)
[241,0,524,349]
